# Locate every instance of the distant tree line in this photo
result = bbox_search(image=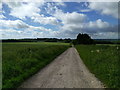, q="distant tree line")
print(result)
[2,34,120,44]
[2,38,72,43]
[72,33,120,45]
